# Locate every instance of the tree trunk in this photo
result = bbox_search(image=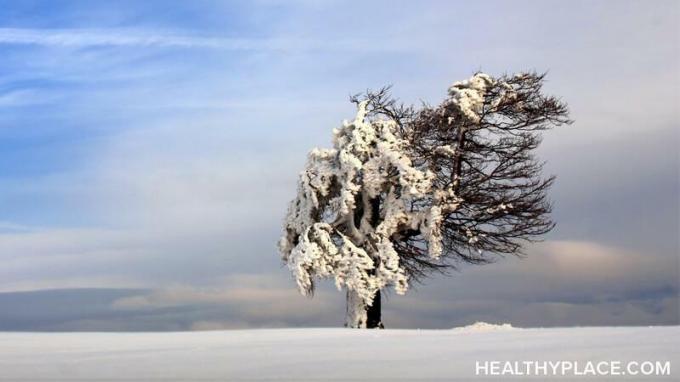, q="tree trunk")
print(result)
[365,196,384,328]
[345,289,366,328]
[345,289,383,328]
[366,290,383,328]
[345,193,385,328]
